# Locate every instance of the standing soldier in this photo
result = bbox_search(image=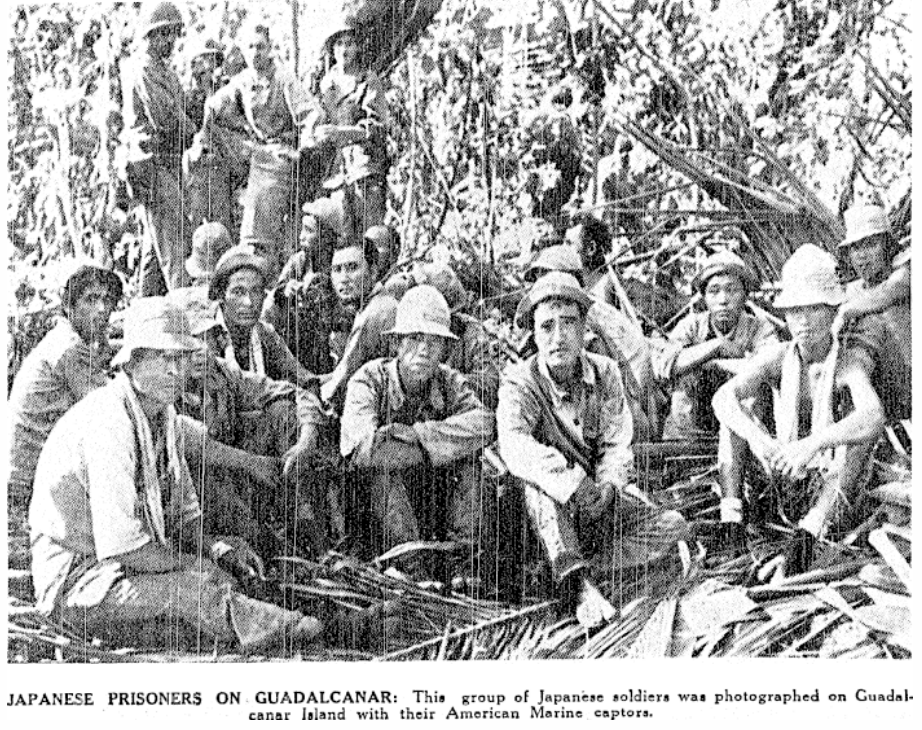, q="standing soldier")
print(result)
[184,39,241,243]
[123,1,196,295]
[206,21,313,278]
[309,20,390,237]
